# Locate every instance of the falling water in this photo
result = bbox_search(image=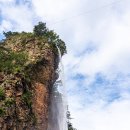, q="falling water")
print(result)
[47,44,68,130]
